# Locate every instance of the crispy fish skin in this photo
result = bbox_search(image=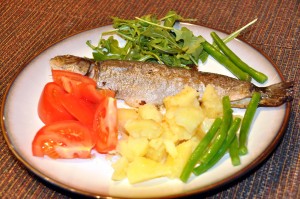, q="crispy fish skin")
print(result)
[50,55,294,108]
